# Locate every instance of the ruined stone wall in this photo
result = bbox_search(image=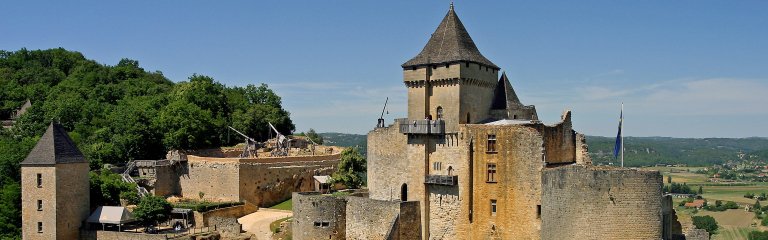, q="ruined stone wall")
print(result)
[153,165,179,197]
[367,123,410,201]
[464,125,544,240]
[345,197,422,240]
[575,132,592,165]
[193,204,254,227]
[239,159,336,207]
[292,192,347,240]
[541,165,663,240]
[55,162,90,240]
[531,111,576,164]
[21,166,57,240]
[178,158,241,202]
[207,216,243,238]
[175,155,338,206]
[686,228,710,240]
